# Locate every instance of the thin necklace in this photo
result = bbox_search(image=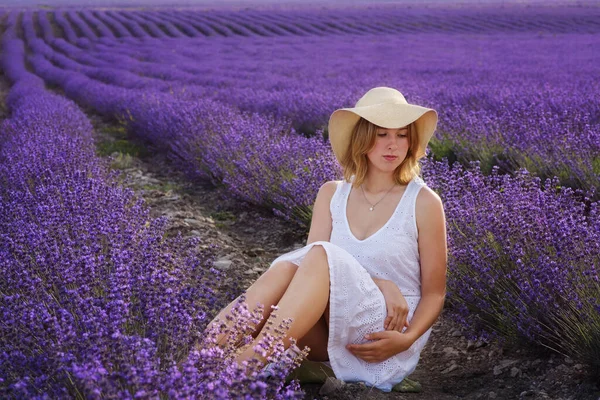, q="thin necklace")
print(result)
[360,183,397,212]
